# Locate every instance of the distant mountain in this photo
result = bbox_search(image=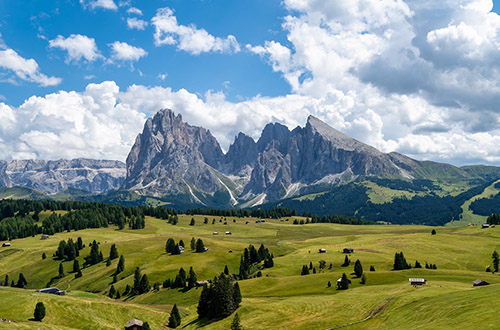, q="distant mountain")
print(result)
[0,159,125,194]
[122,109,500,209]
